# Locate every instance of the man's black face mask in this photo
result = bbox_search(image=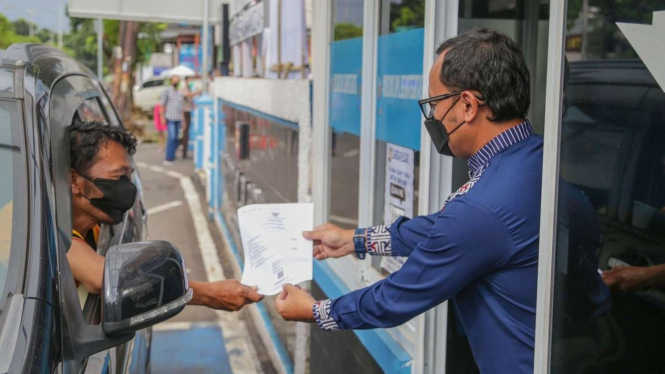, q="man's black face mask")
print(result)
[424,96,466,157]
[78,172,137,224]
